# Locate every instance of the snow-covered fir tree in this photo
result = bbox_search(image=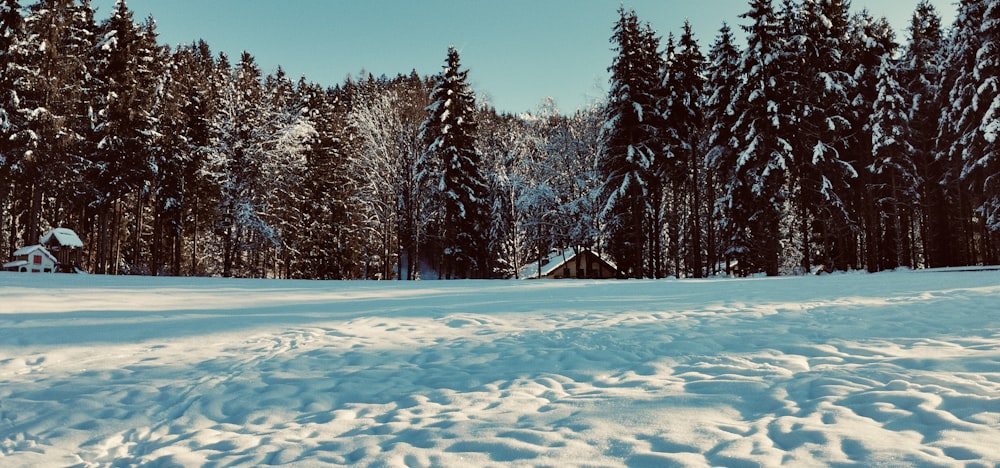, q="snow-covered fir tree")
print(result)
[91,0,162,273]
[728,0,790,276]
[14,0,95,248]
[0,0,24,258]
[418,46,491,279]
[206,53,314,278]
[659,20,706,277]
[900,0,943,268]
[598,8,663,278]
[969,0,1000,232]
[295,80,359,279]
[146,42,217,276]
[704,23,742,276]
[869,53,919,270]
[795,0,859,271]
[938,0,993,266]
[849,11,918,271]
